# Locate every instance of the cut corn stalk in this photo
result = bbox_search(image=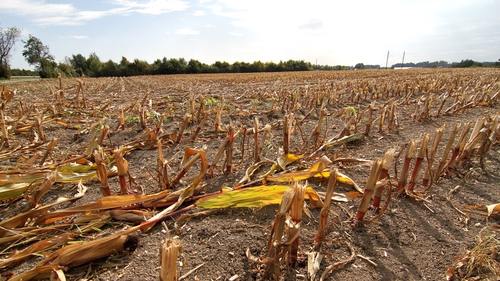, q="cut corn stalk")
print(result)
[31,169,58,207]
[225,124,234,173]
[39,137,58,167]
[396,140,417,195]
[289,181,306,265]
[116,108,125,130]
[422,125,444,187]
[114,146,131,194]
[94,146,111,196]
[446,122,471,170]
[353,158,383,225]
[160,223,182,281]
[364,102,374,136]
[434,124,459,182]
[176,114,191,143]
[143,147,207,231]
[253,117,260,162]
[407,134,430,193]
[157,139,170,189]
[214,104,222,135]
[283,112,294,154]
[191,112,208,140]
[371,148,396,211]
[314,168,338,248]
